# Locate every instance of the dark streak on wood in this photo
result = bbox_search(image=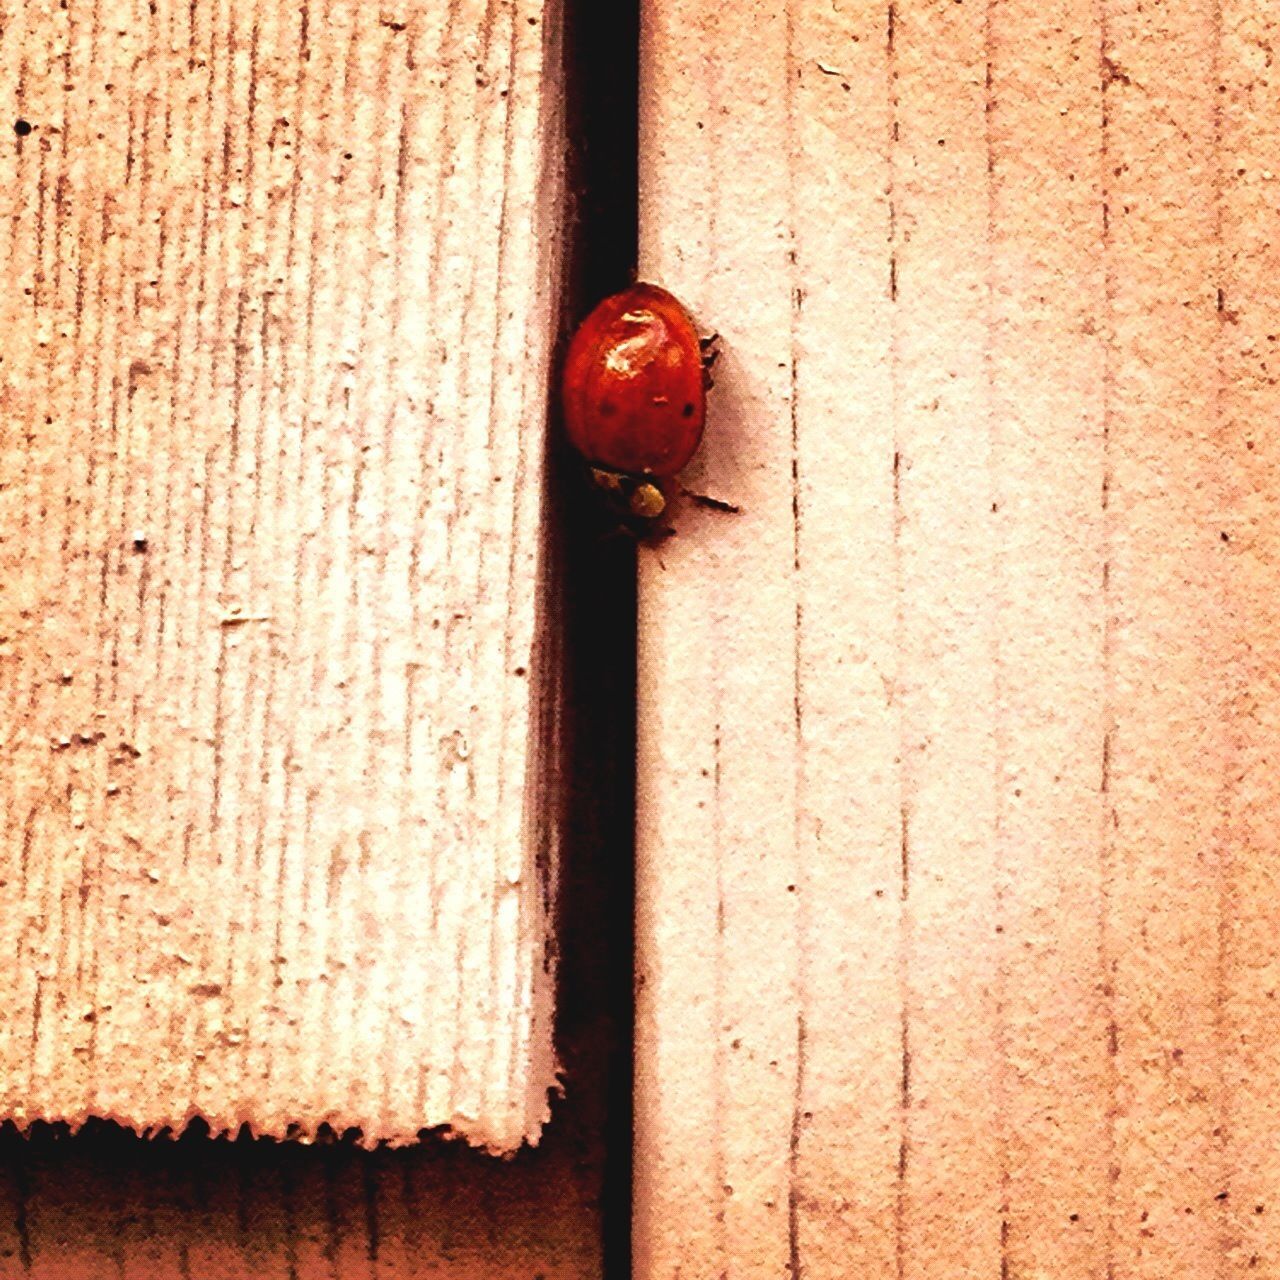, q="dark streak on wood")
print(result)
[362,1154,381,1264]
[783,16,807,1274]
[886,10,911,1275]
[984,6,1014,1280]
[1097,2,1120,1277]
[787,1013,807,1280]
[11,1137,33,1274]
[712,720,729,1275]
[1209,1,1234,1275]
